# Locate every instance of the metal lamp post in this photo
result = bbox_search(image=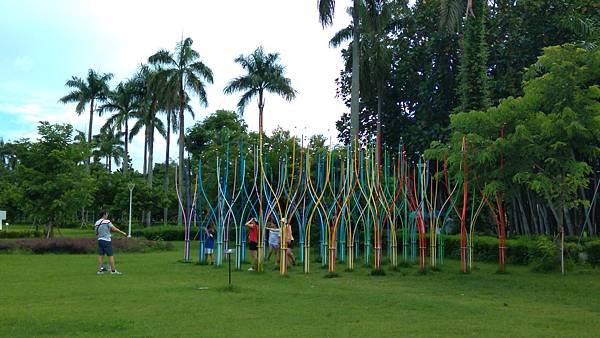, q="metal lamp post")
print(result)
[128,182,135,238]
